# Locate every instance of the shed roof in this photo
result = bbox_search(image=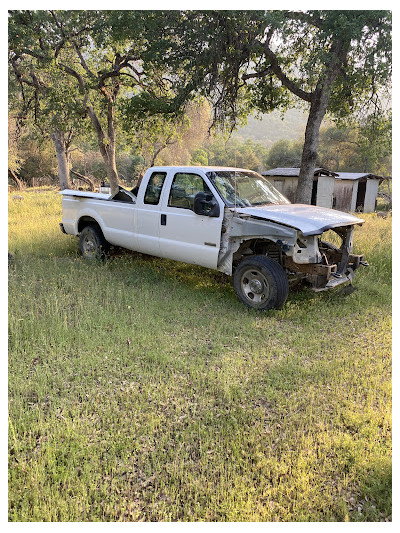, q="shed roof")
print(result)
[262,167,338,177]
[334,172,382,180]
